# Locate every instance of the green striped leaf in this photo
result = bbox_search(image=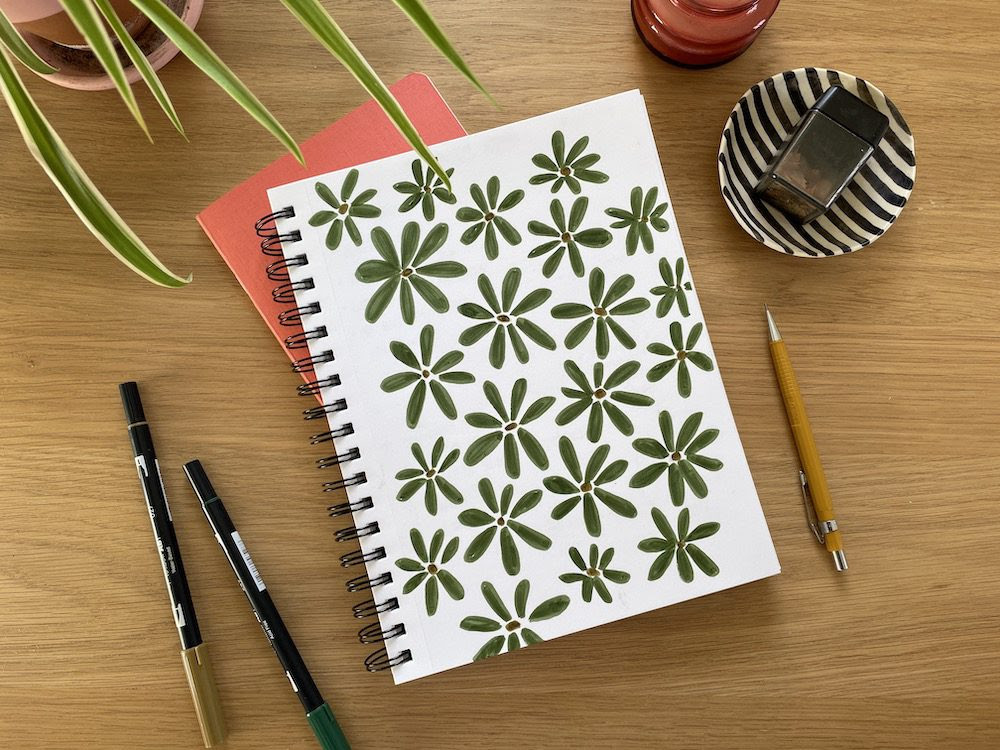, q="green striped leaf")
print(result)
[61,0,148,137]
[133,0,301,162]
[93,0,184,135]
[0,48,188,287]
[280,0,449,186]
[0,8,57,74]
